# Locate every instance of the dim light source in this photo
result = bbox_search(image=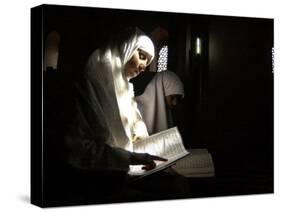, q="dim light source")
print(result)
[196,37,201,55]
